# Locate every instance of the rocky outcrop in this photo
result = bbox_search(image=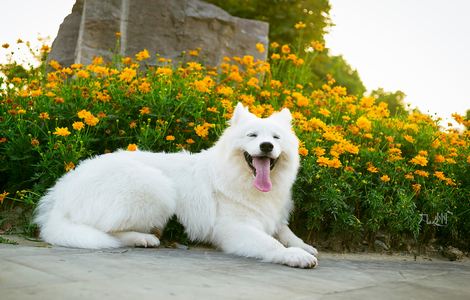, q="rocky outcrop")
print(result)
[48,0,269,66]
